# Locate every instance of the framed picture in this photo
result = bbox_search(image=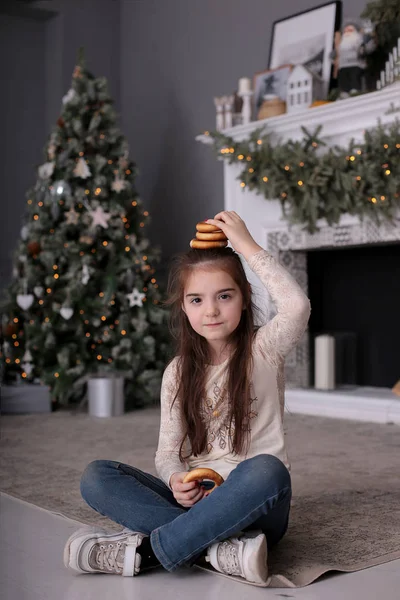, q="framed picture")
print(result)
[253,64,293,111]
[268,1,342,98]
